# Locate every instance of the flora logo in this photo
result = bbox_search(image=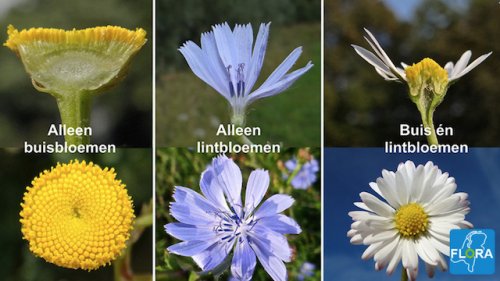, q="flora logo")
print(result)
[450,229,495,274]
